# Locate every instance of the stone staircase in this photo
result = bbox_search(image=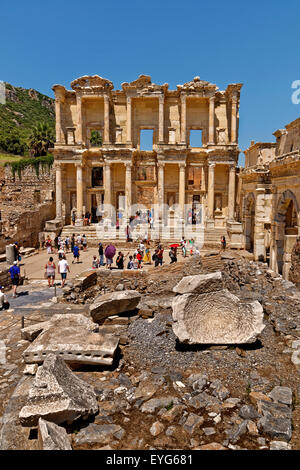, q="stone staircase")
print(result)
[60,223,228,247]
